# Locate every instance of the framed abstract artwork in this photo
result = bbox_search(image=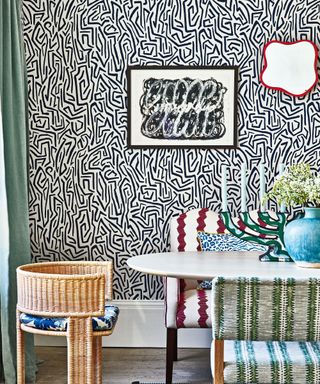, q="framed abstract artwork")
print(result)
[127,66,238,149]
